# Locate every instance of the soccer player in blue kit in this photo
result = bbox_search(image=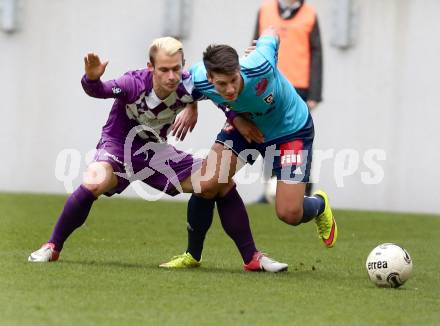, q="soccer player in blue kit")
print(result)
[28,36,287,272]
[162,27,337,268]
